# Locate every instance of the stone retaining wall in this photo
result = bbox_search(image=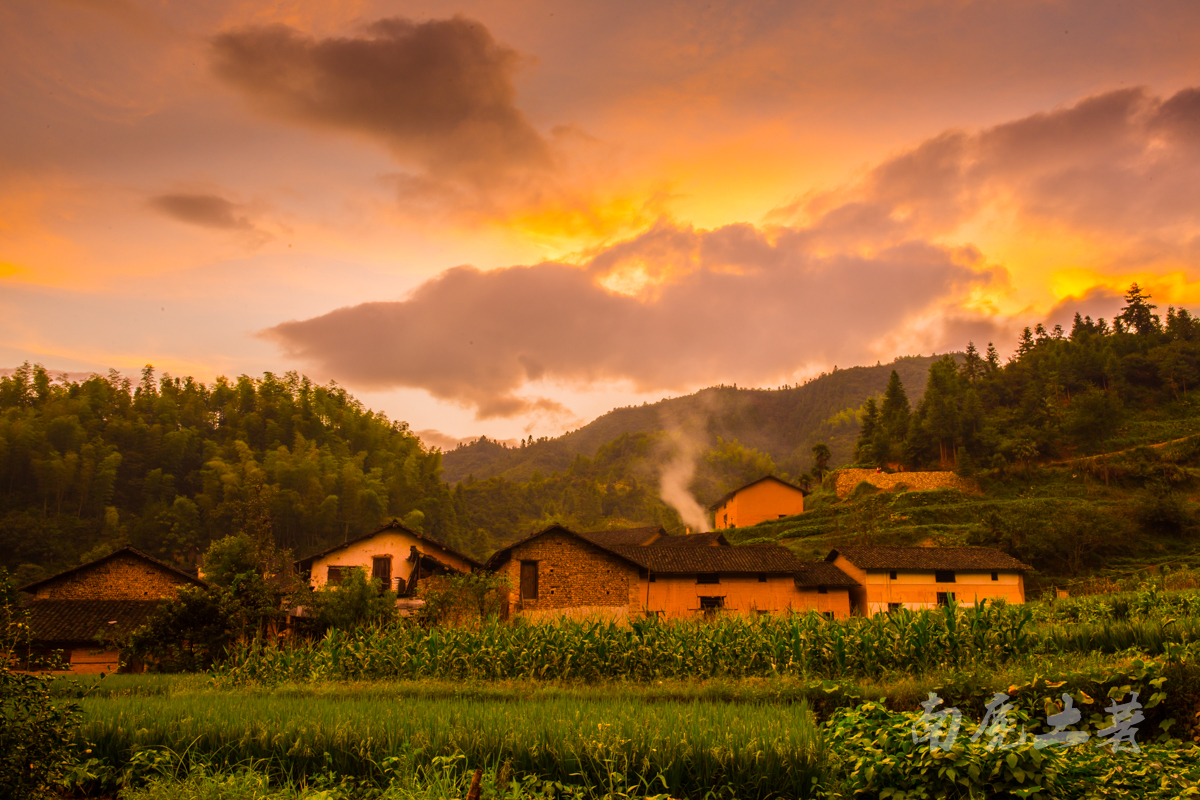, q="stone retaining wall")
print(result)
[834,468,979,498]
